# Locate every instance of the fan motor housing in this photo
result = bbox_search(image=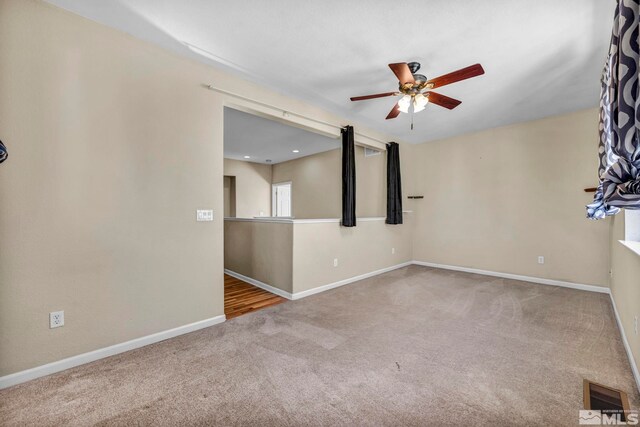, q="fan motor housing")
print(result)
[407,62,421,73]
[398,62,433,93]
